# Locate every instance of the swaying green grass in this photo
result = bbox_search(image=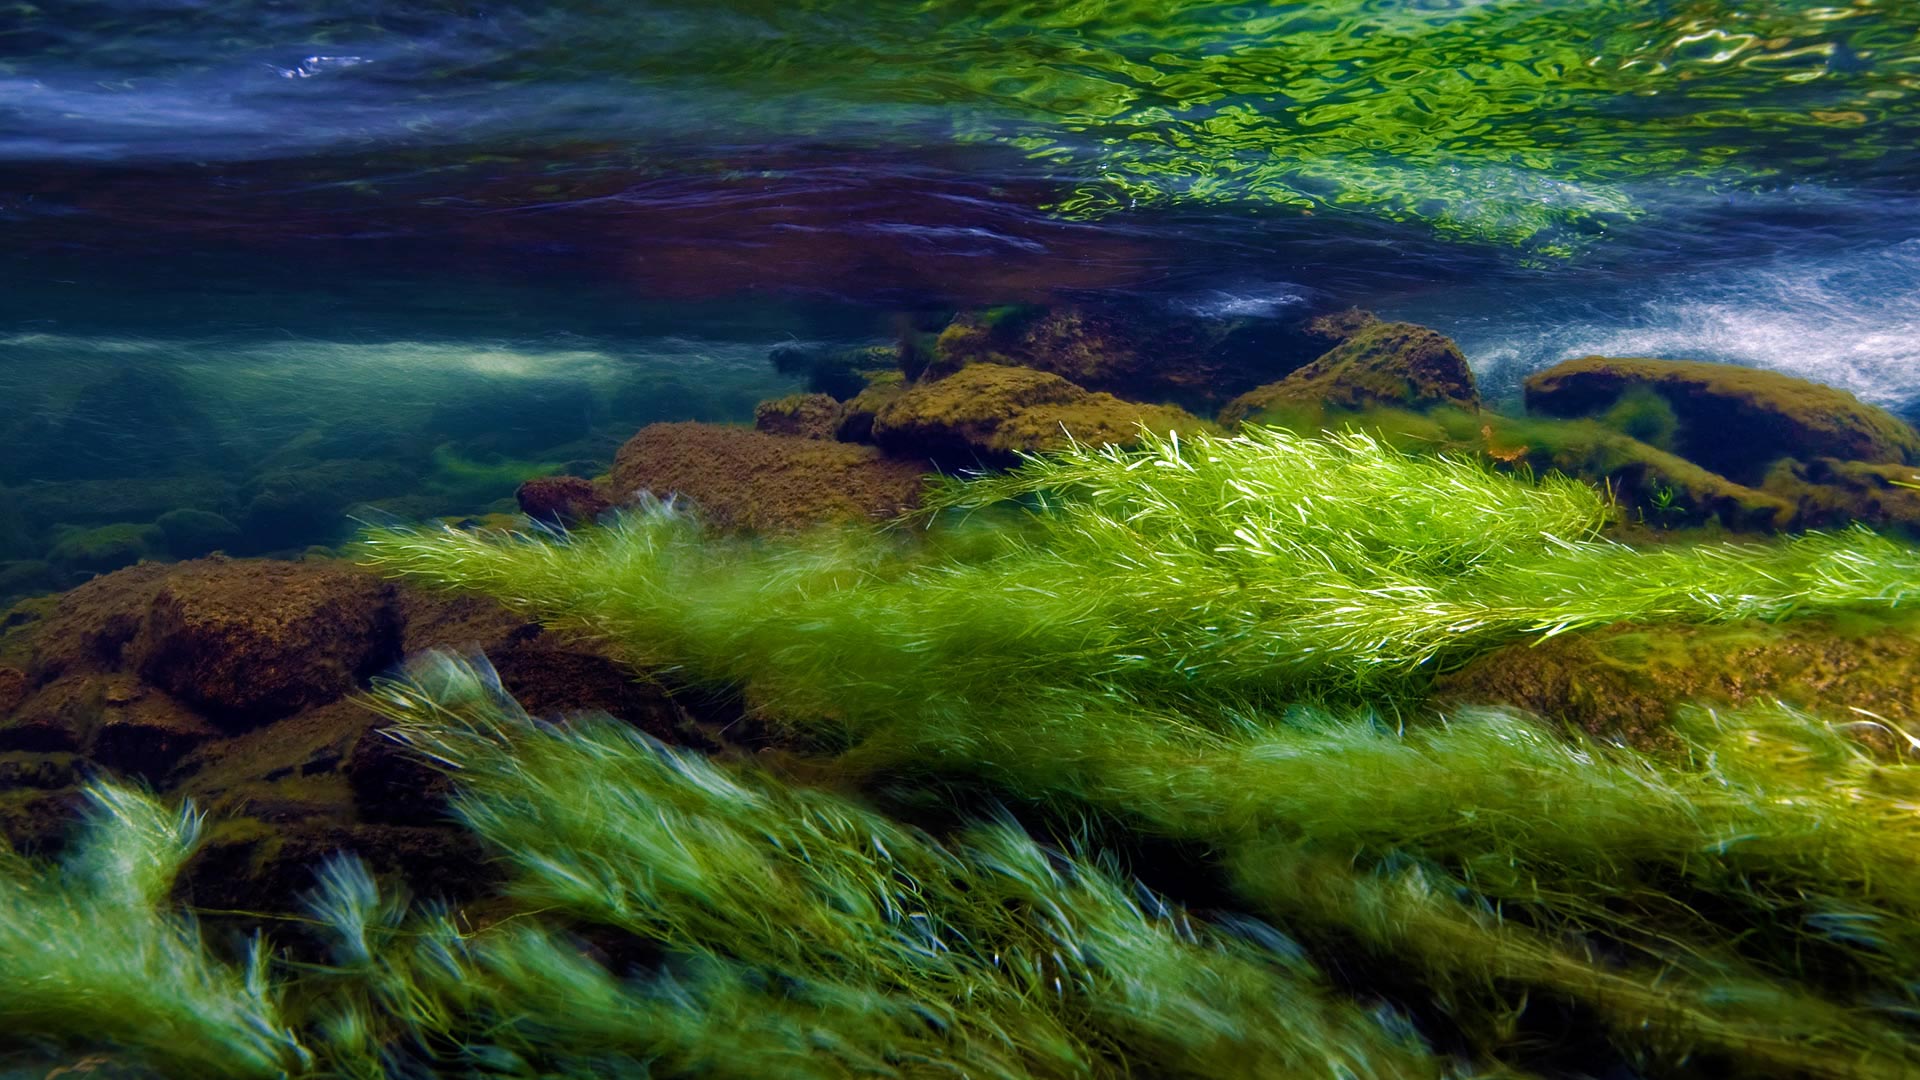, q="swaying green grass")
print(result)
[0,784,306,1079]
[0,655,1443,1079]
[353,426,1920,1074]
[362,426,1920,725]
